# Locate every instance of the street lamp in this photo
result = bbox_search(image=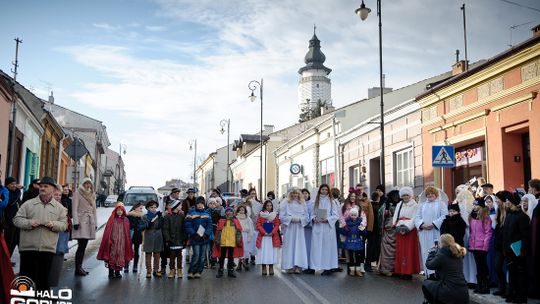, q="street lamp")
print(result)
[356,0,386,188]
[118,143,127,194]
[248,79,264,202]
[220,119,231,192]
[189,139,197,188]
